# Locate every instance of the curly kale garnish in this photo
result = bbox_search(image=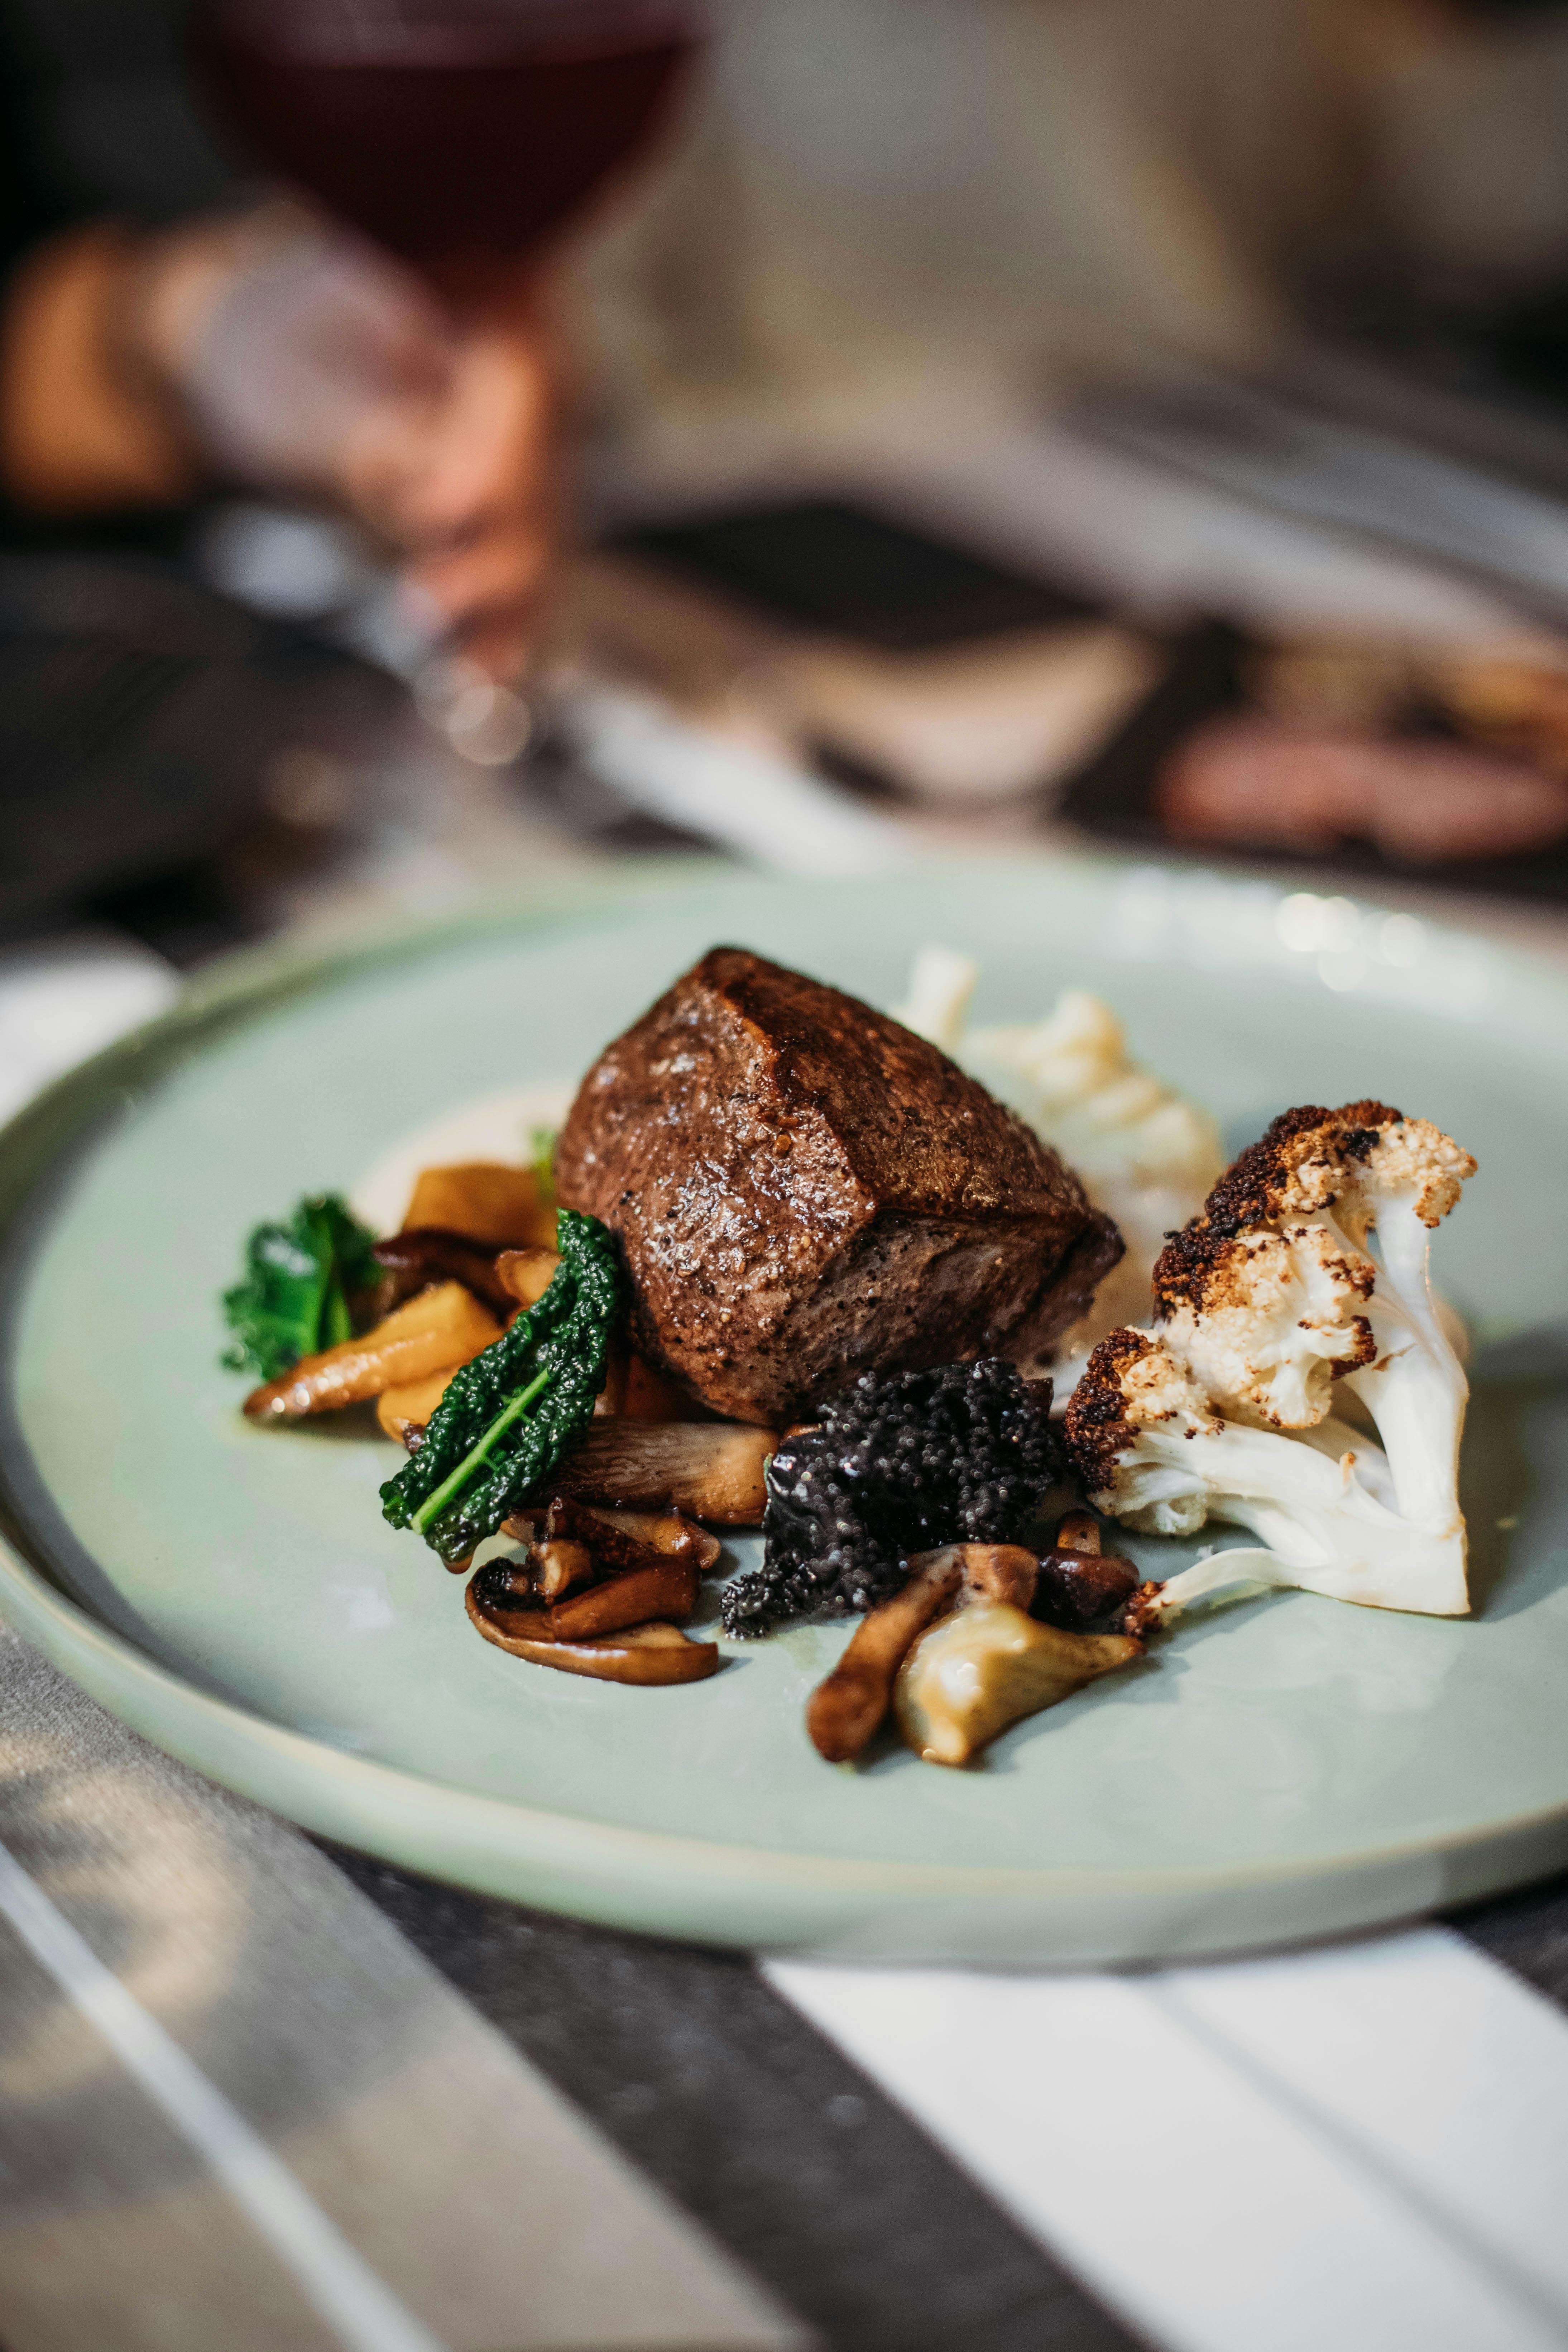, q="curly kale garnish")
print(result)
[222,1194,379,1381]
[380,1208,620,1563]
